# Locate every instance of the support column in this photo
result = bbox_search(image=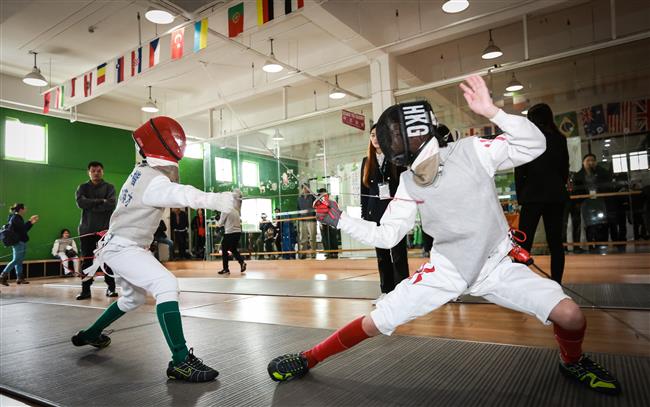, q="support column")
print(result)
[369,53,397,122]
